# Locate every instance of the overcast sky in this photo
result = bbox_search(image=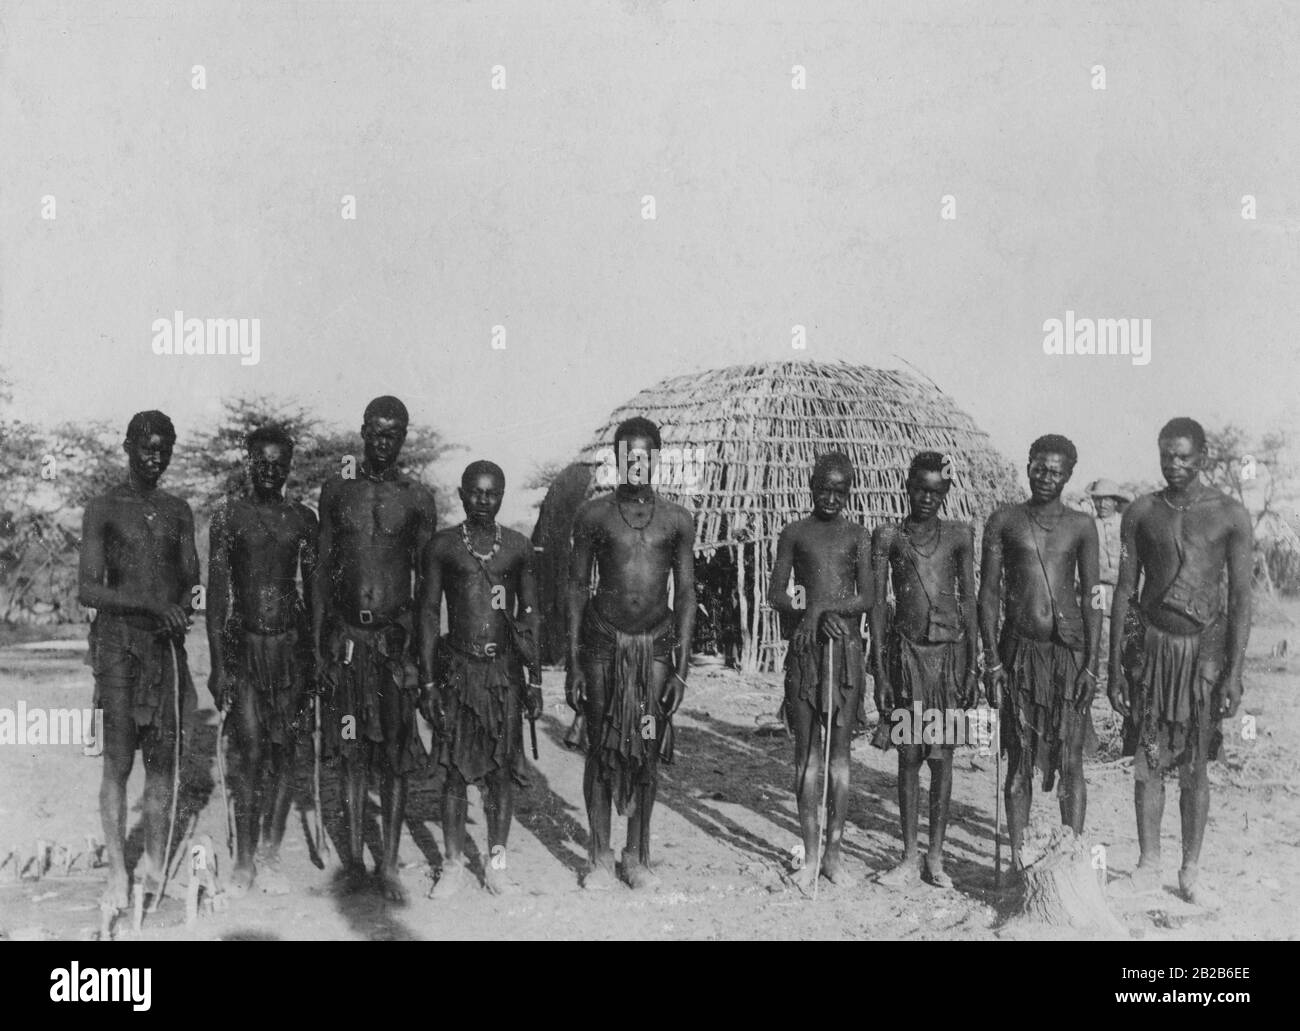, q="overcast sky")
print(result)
[4,0,1297,526]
